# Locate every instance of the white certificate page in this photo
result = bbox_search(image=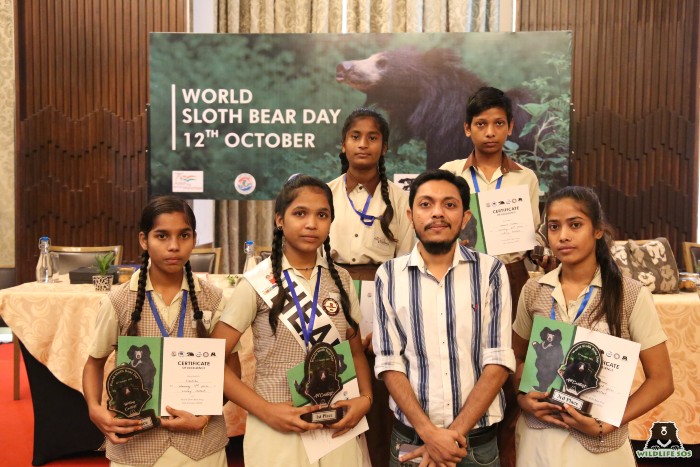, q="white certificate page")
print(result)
[161,337,225,415]
[477,184,538,256]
